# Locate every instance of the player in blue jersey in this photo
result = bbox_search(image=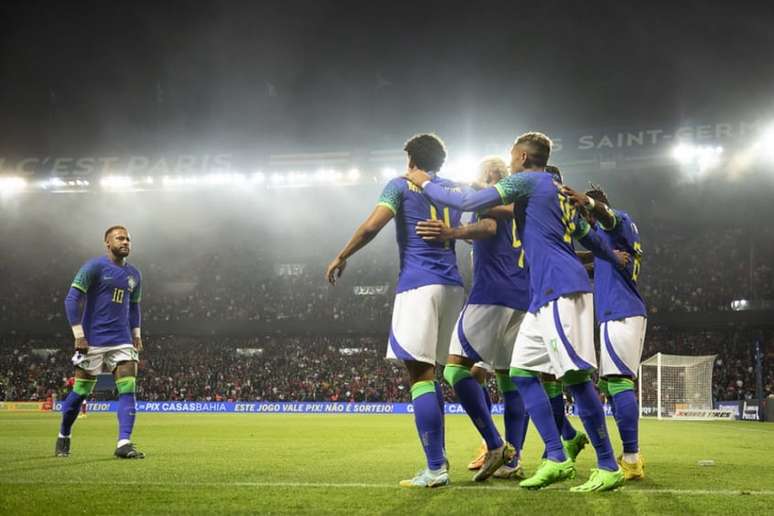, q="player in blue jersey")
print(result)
[416,156,528,481]
[406,132,626,492]
[326,134,465,488]
[56,225,144,459]
[562,183,647,481]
